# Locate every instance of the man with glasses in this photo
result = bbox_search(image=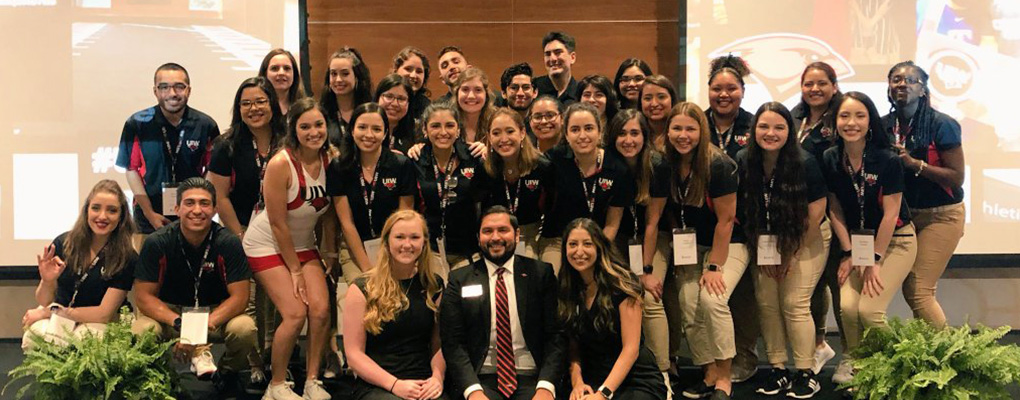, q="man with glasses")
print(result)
[116,63,220,247]
[496,63,538,121]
